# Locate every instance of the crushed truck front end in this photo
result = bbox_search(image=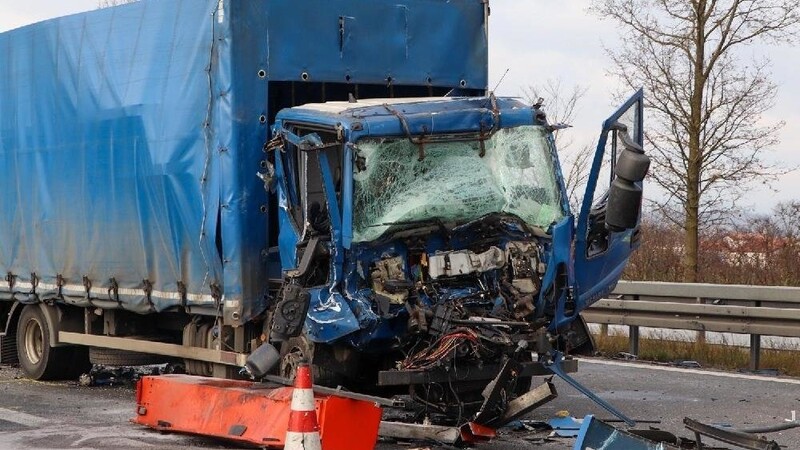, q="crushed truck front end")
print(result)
[266,96,589,417]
